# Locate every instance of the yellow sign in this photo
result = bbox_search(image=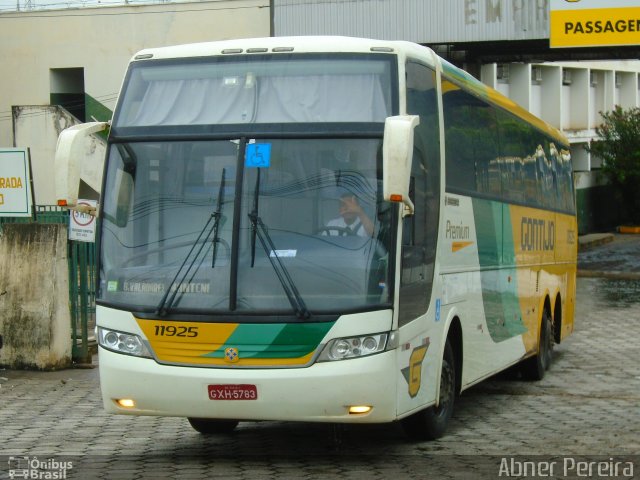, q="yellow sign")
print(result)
[0,149,32,218]
[550,1,640,48]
